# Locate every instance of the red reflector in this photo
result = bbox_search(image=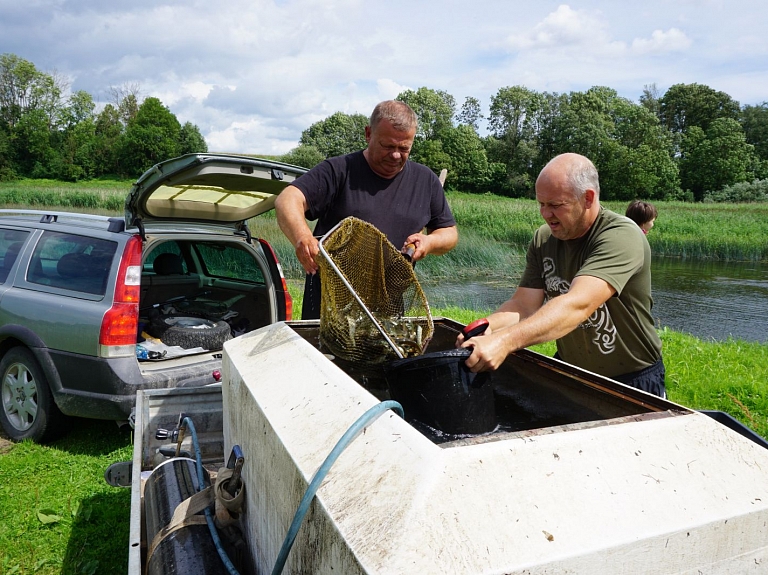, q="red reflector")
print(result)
[100,302,139,346]
[282,278,293,321]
